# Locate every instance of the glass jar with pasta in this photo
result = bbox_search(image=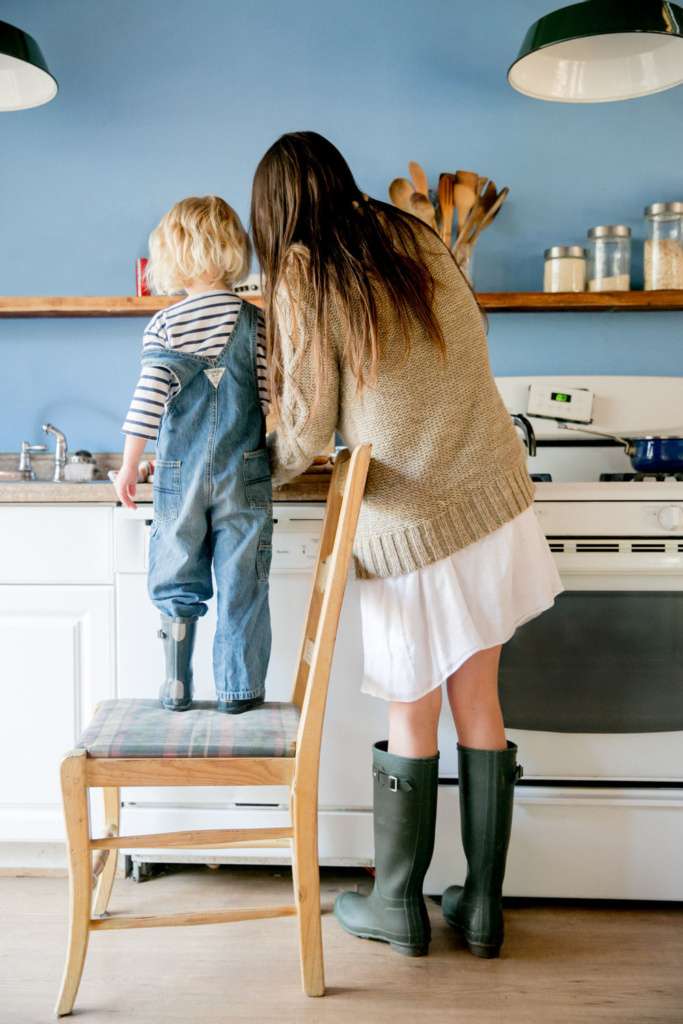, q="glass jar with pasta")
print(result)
[644,202,683,290]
